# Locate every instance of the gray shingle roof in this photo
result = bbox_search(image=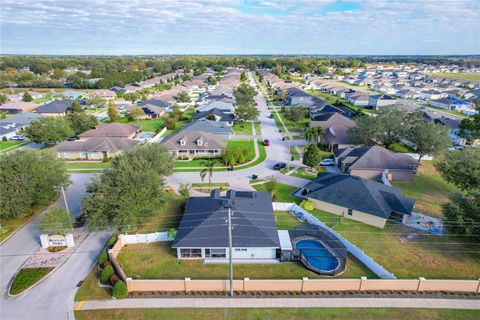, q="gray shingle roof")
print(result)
[0,112,43,135]
[191,108,235,122]
[161,129,226,151]
[182,120,232,135]
[172,190,280,248]
[304,173,415,219]
[54,137,139,153]
[35,100,73,114]
[334,146,418,171]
